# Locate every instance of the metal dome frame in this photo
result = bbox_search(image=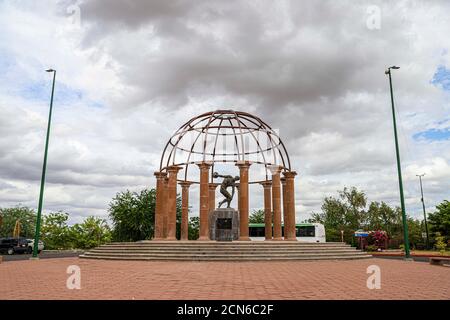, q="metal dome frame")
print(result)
[159,110,291,183]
